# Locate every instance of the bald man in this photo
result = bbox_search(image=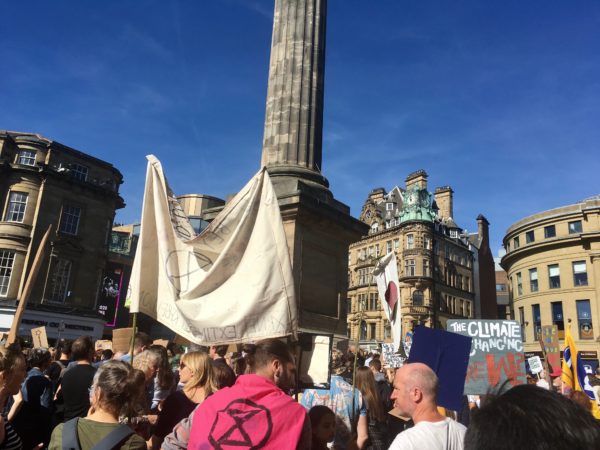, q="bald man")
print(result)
[389,363,466,450]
